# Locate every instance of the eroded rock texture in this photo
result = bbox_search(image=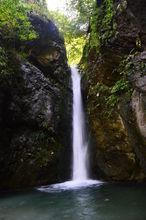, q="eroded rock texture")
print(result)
[0,14,71,190]
[81,0,146,181]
